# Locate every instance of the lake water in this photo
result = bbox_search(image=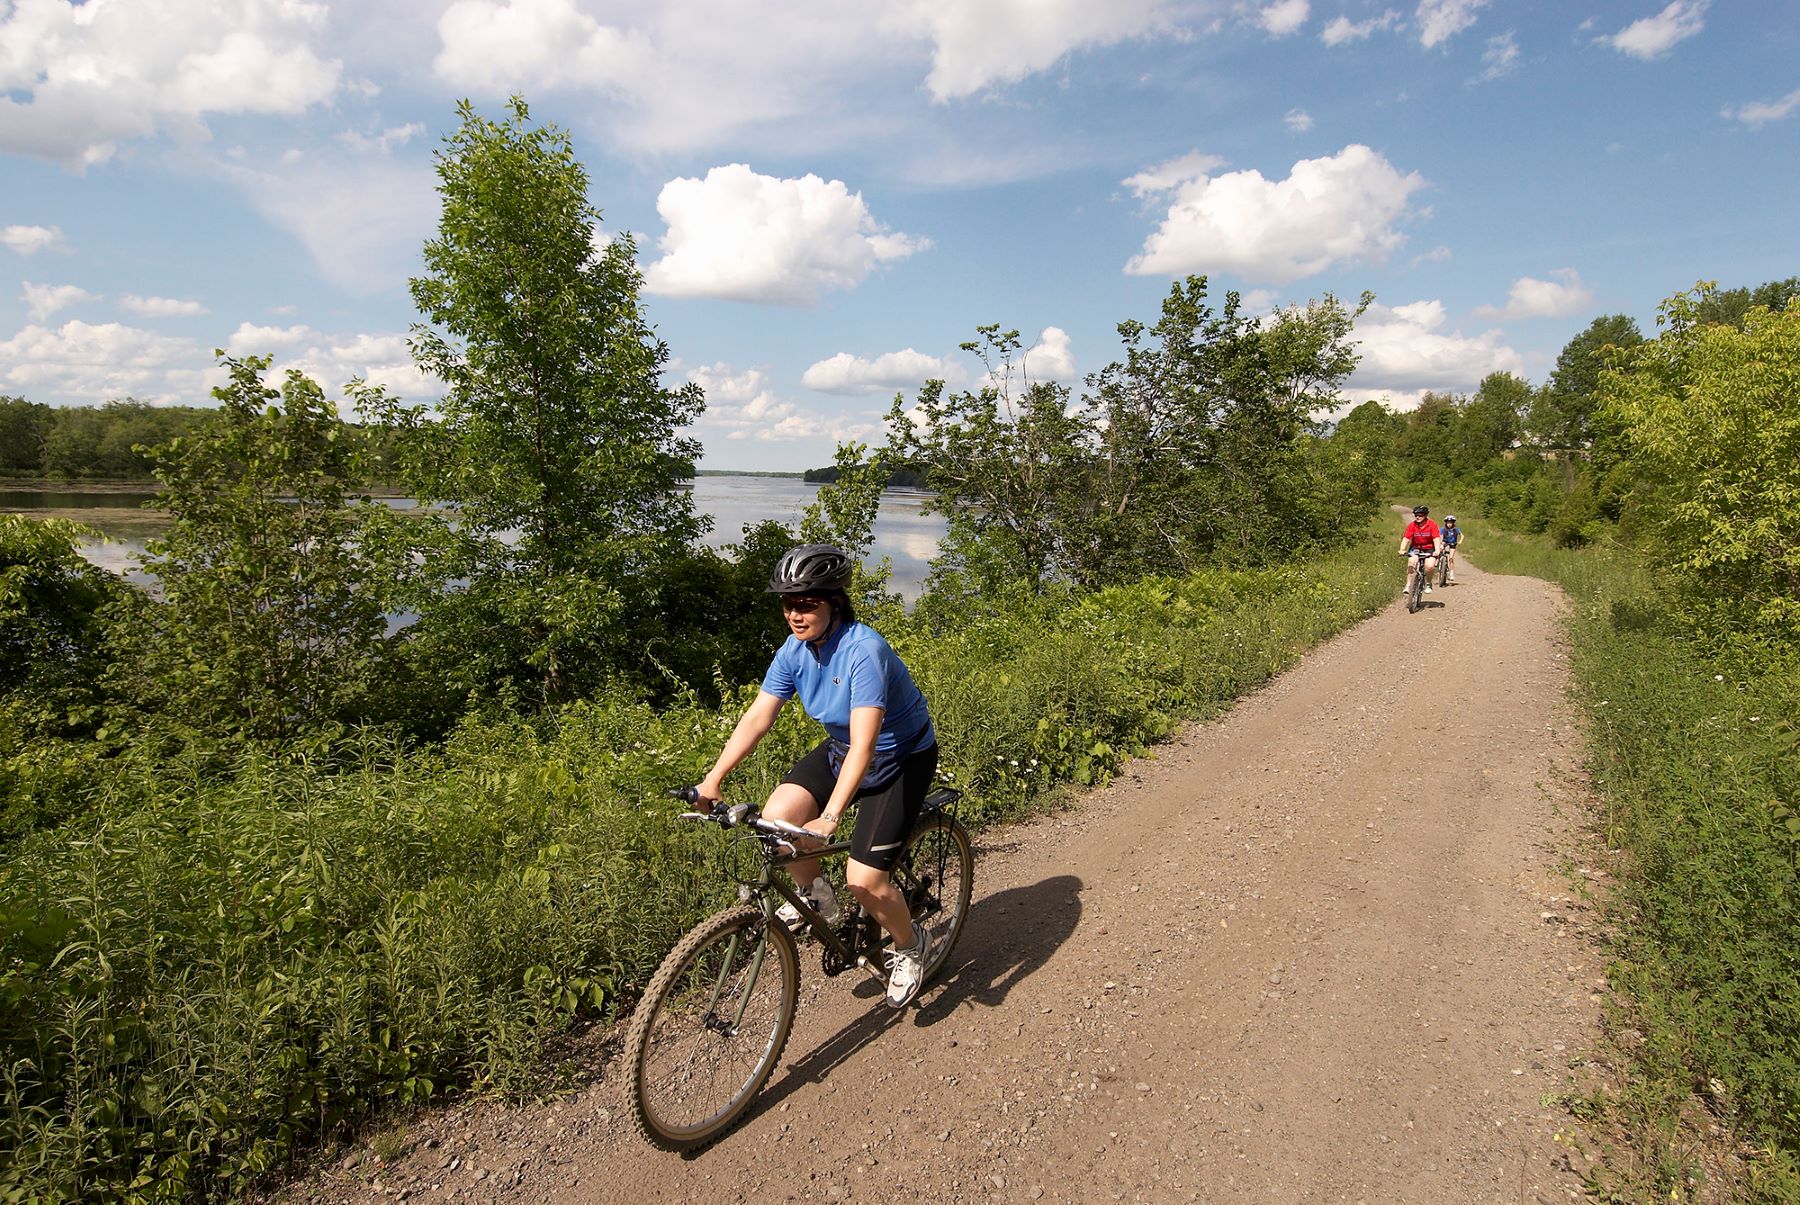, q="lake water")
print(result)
[0,476,947,598]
